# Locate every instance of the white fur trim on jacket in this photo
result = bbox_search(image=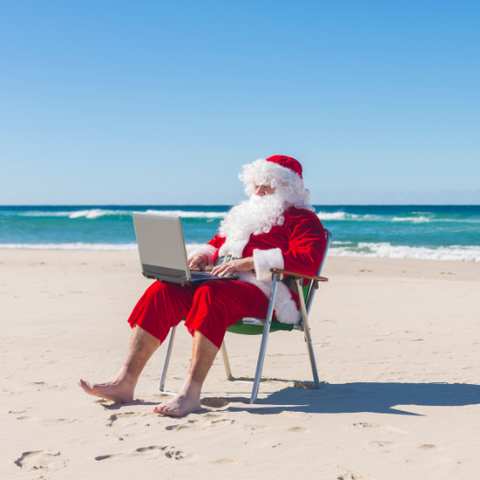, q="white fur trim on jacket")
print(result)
[253,248,284,282]
[218,237,249,259]
[237,272,300,325]
[188,244,217,263]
